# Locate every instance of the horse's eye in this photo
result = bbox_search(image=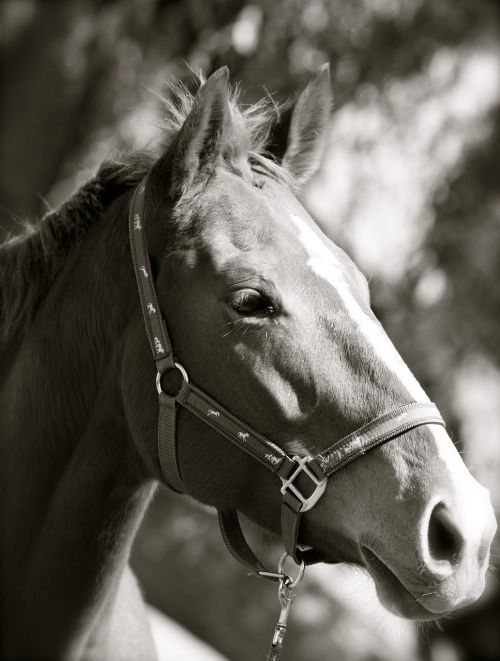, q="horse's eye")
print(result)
[230,289,275,317]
